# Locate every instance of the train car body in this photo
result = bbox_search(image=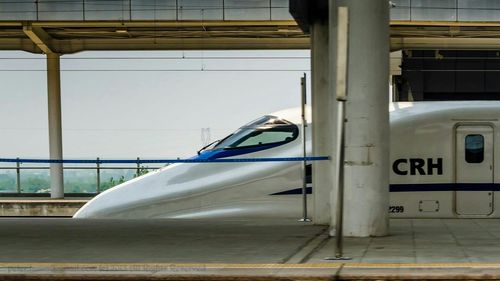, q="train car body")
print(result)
[74,101,500,219]
[390,102,499,218]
